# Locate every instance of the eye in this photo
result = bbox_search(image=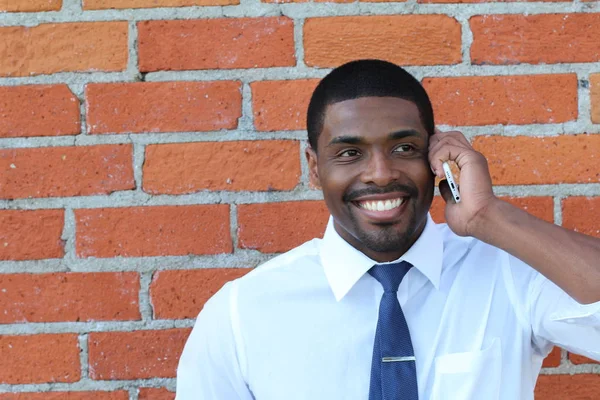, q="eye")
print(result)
[339,149,361,158]
[393,144,415,153]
